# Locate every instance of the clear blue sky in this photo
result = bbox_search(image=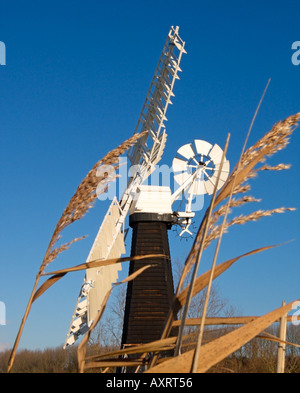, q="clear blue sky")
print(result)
[0,0,299,351]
